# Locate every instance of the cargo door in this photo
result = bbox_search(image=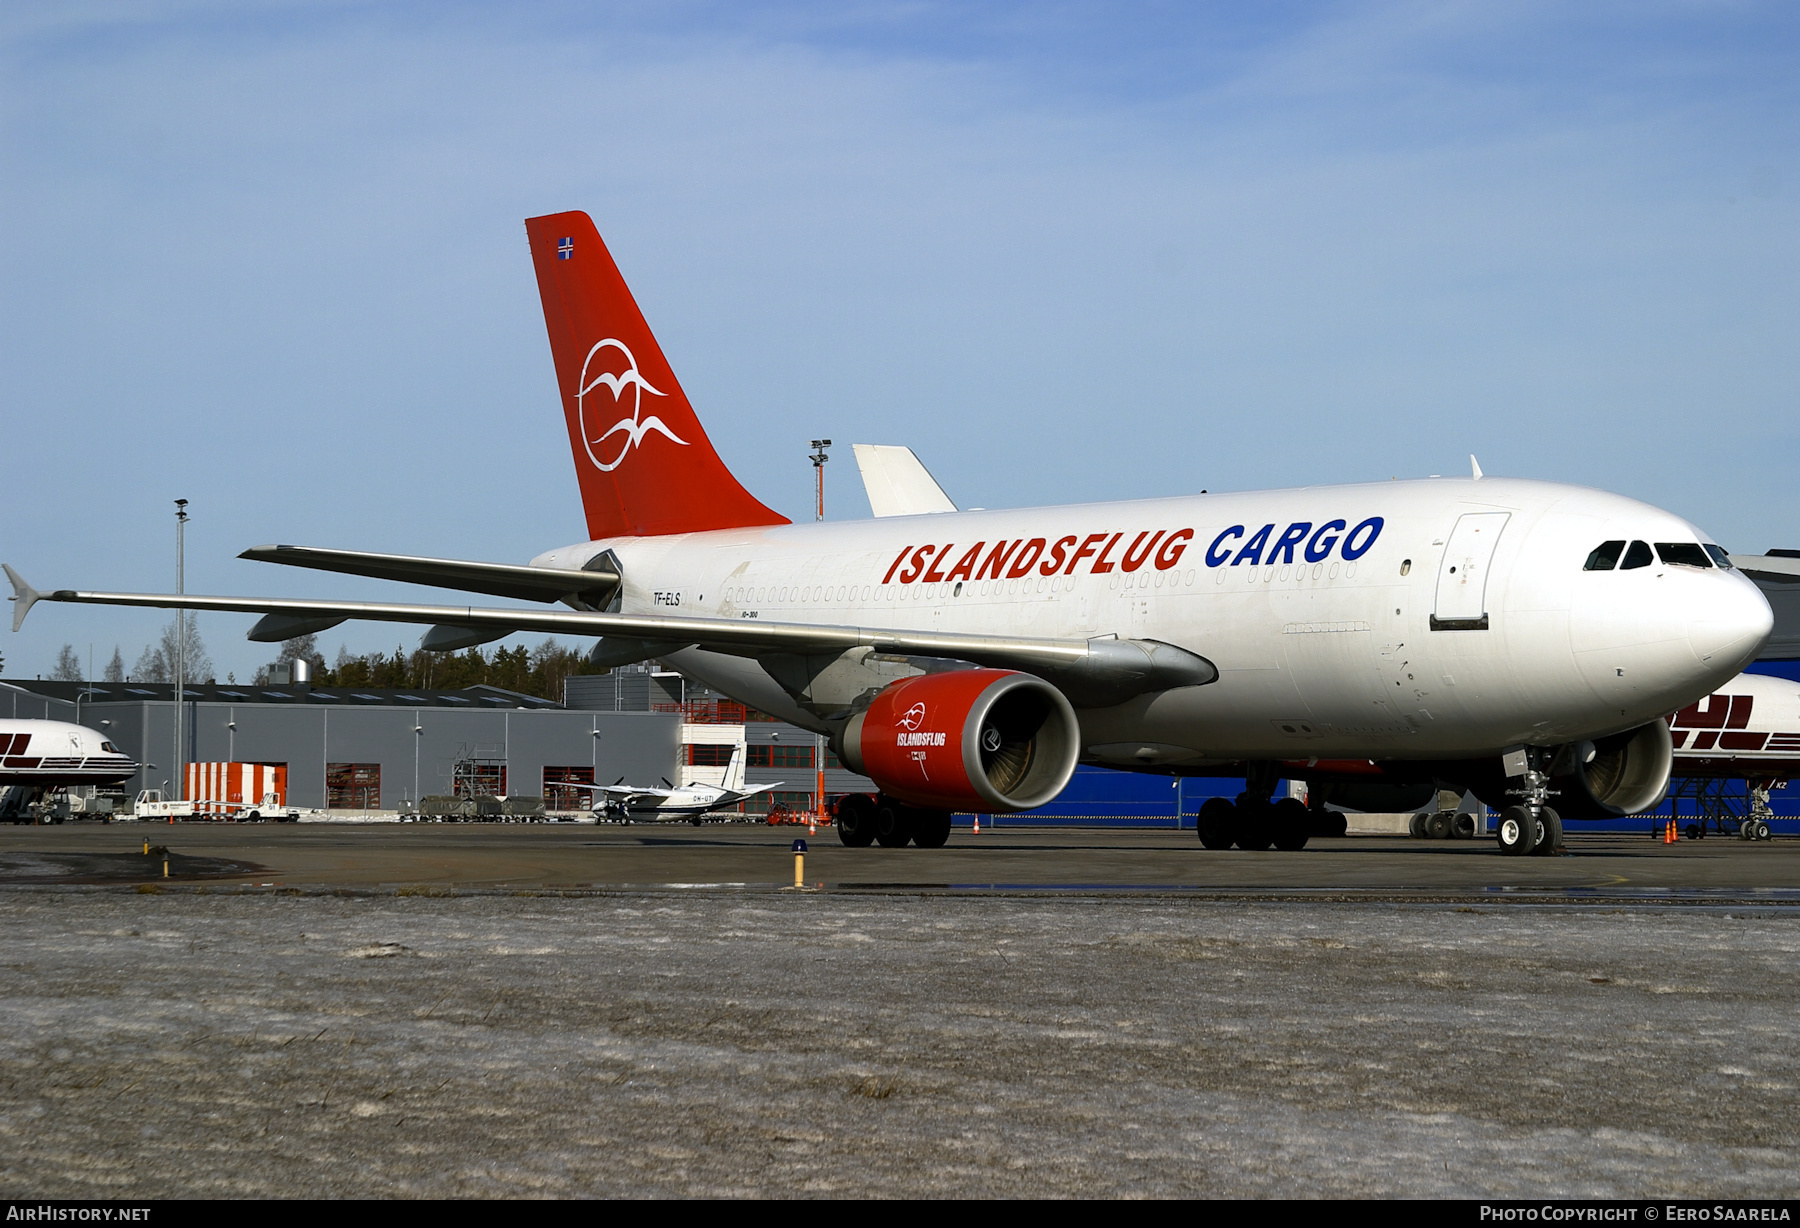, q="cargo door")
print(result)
[1432,512,1510,630]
